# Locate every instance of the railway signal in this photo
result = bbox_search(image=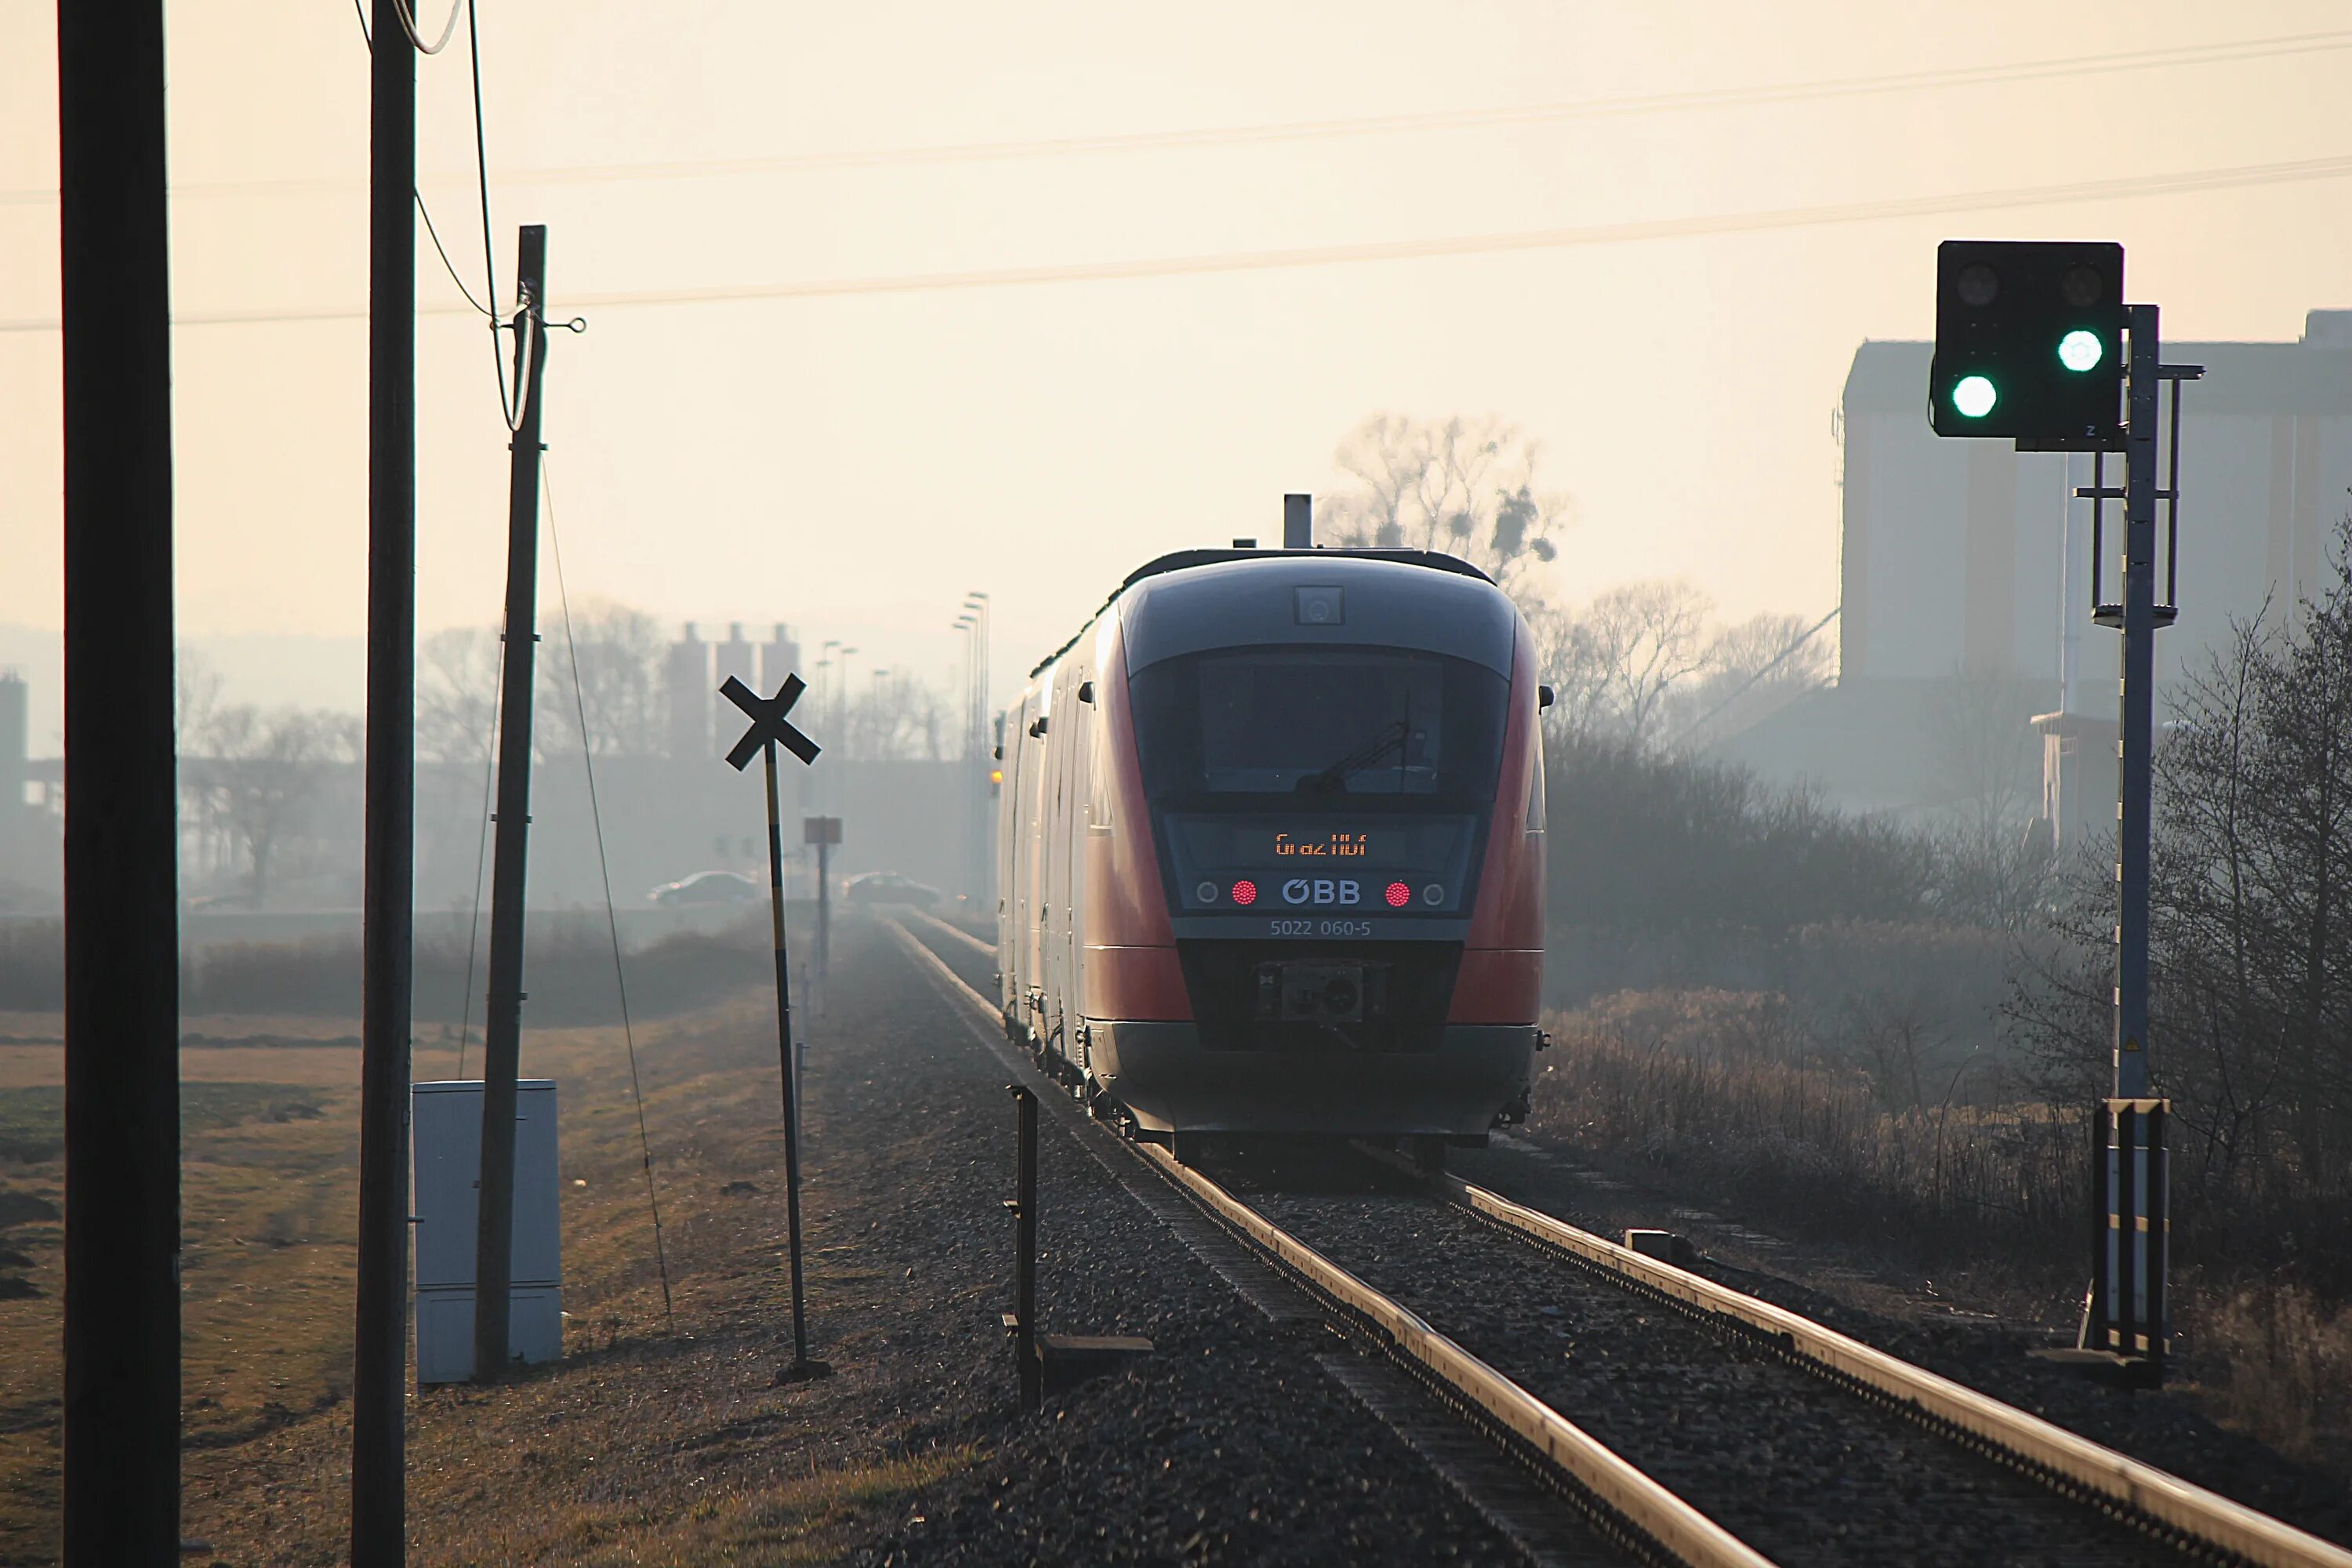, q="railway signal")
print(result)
[1929,241,2201,1385]
[1930,240,2125,448]
[721,673,830,1382]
